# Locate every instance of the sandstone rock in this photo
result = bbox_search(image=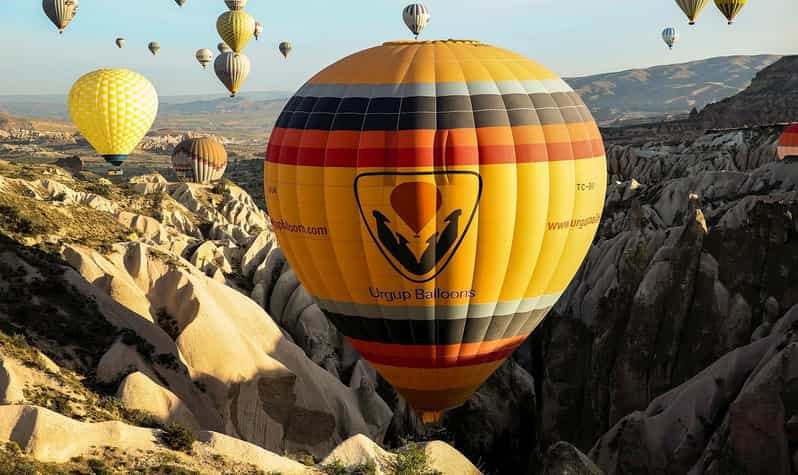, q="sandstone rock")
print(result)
[0,358,24,404]
[118,371,200,430]
[197,431,309,474]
